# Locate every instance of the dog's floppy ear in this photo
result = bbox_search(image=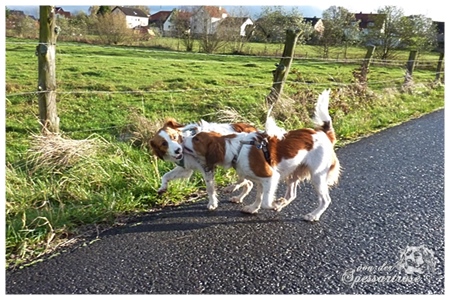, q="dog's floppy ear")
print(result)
[149,139,164,160]
[204,138,224,169]
[165,118,184,129]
